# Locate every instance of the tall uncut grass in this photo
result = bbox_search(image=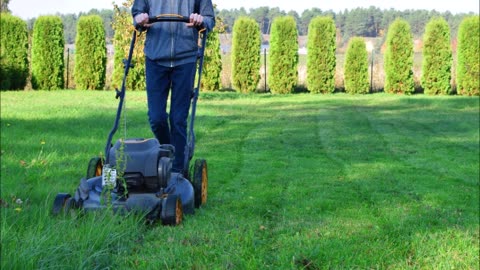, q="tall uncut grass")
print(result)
[1,91,479,269]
